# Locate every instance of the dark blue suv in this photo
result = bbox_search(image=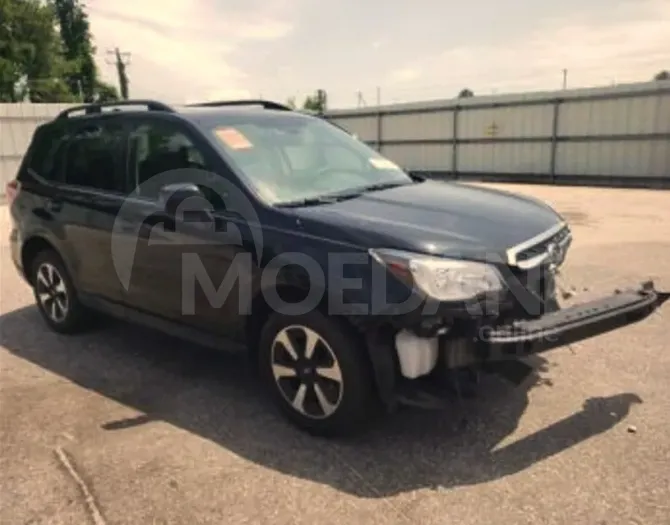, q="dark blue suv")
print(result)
[6,99,664,436]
